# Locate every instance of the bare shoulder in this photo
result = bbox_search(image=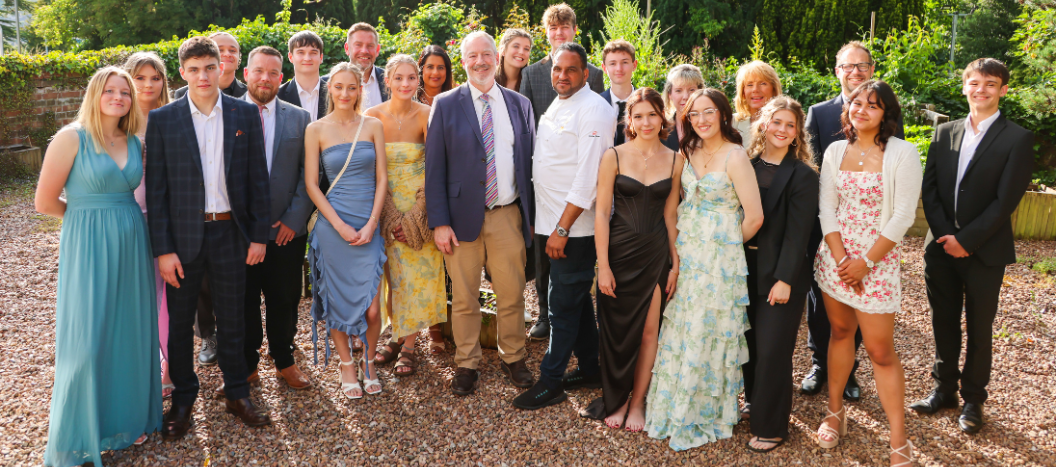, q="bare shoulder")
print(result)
[49,126,81,153]
[363,114,383,130]
[726,145,754,170]
[364,104,383,118]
